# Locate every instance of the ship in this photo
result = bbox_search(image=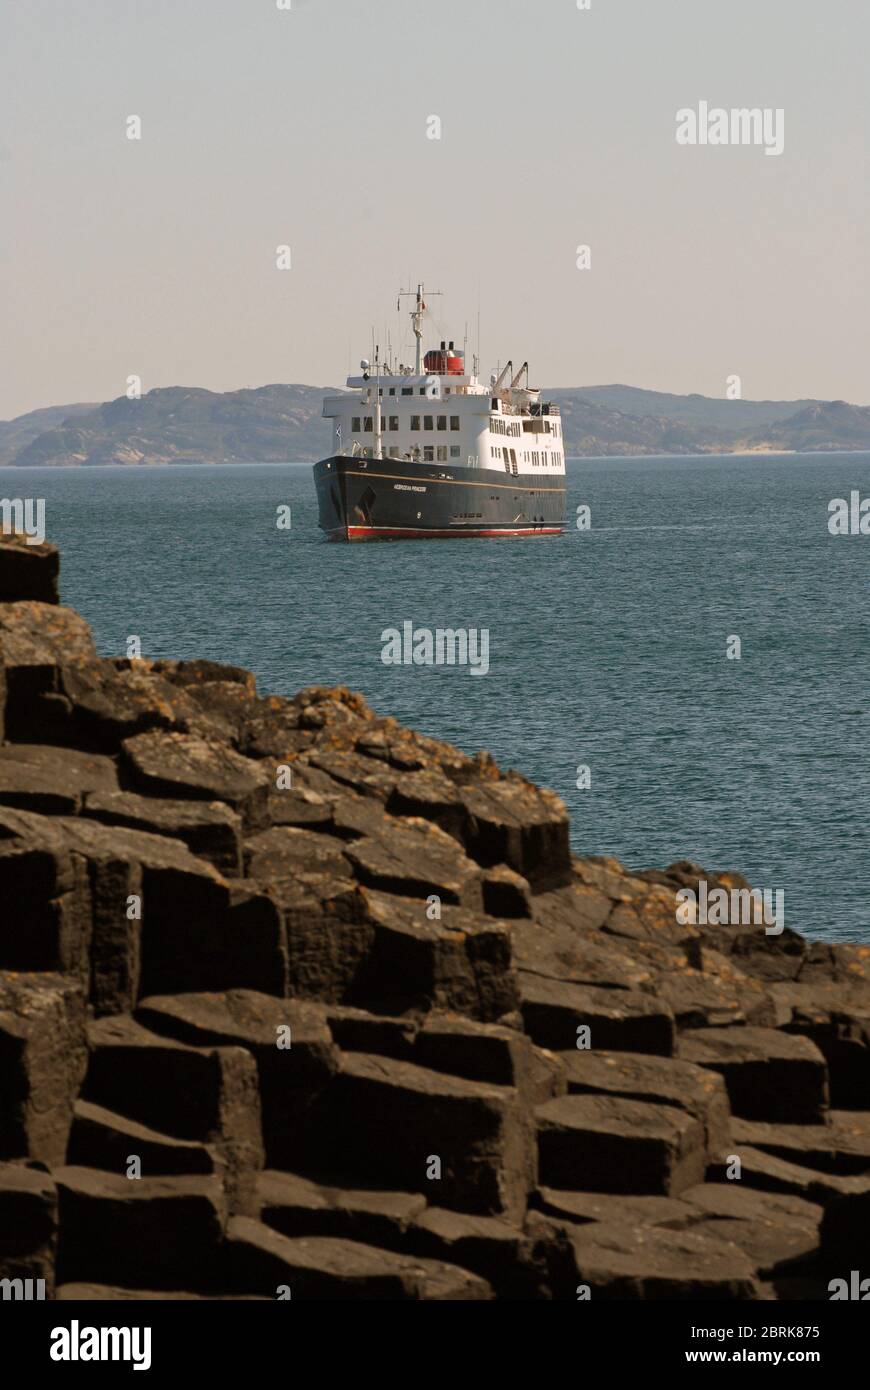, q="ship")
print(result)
[313,285,567,540]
